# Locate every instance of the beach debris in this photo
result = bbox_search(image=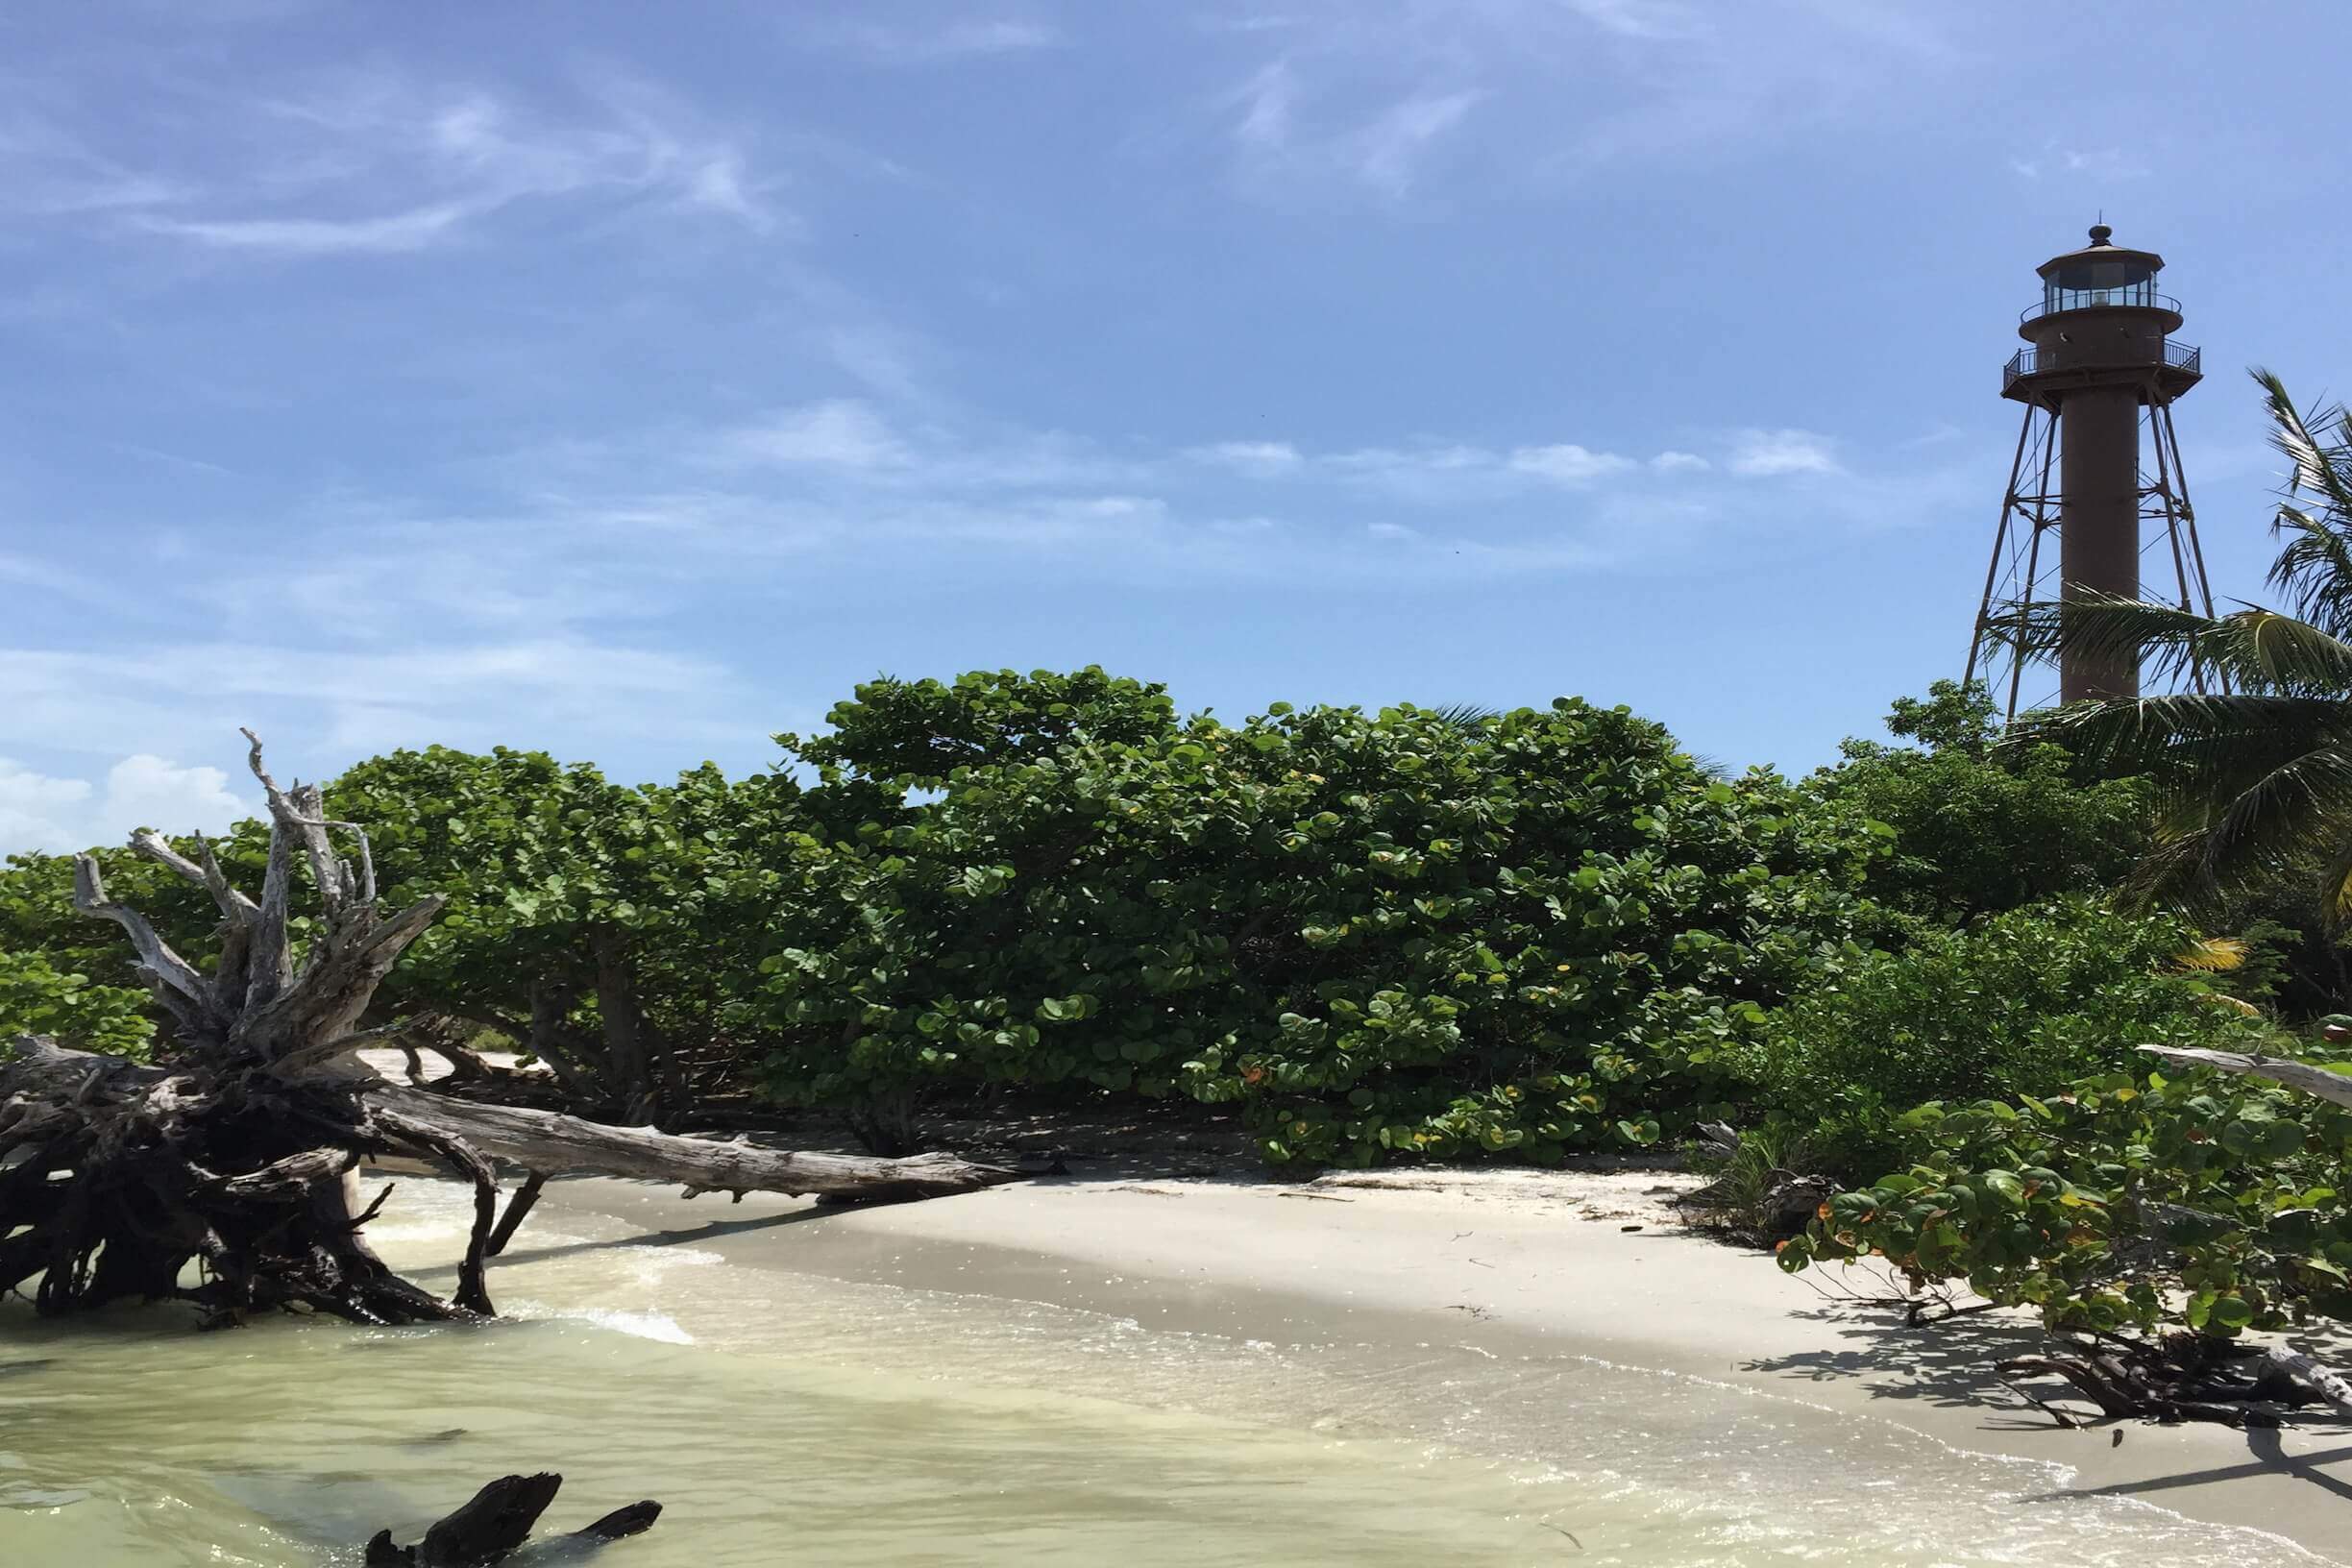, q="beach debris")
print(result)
[364,1473,660,1566]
